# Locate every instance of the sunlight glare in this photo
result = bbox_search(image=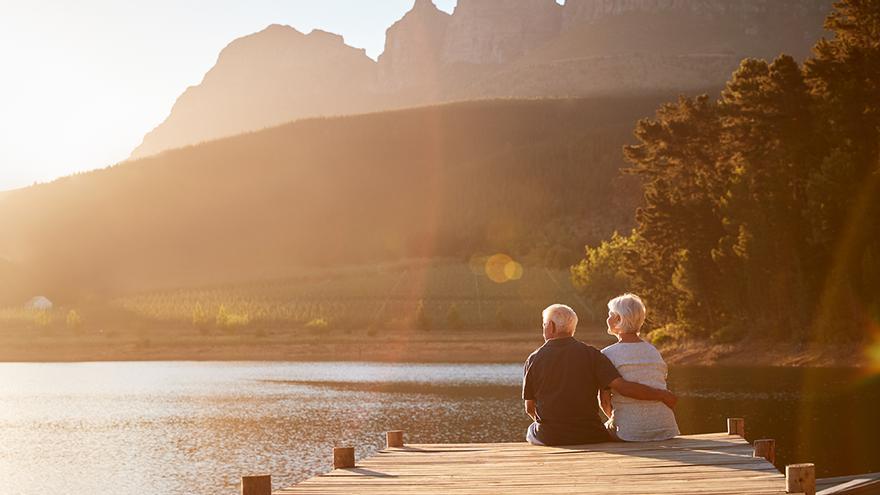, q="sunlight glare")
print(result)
[485,253,523,284]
